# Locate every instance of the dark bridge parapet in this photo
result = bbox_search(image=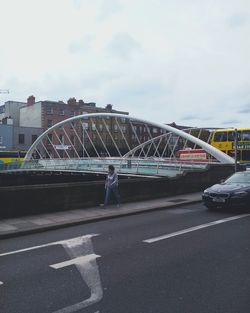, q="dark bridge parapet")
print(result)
[0,164,240,218]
